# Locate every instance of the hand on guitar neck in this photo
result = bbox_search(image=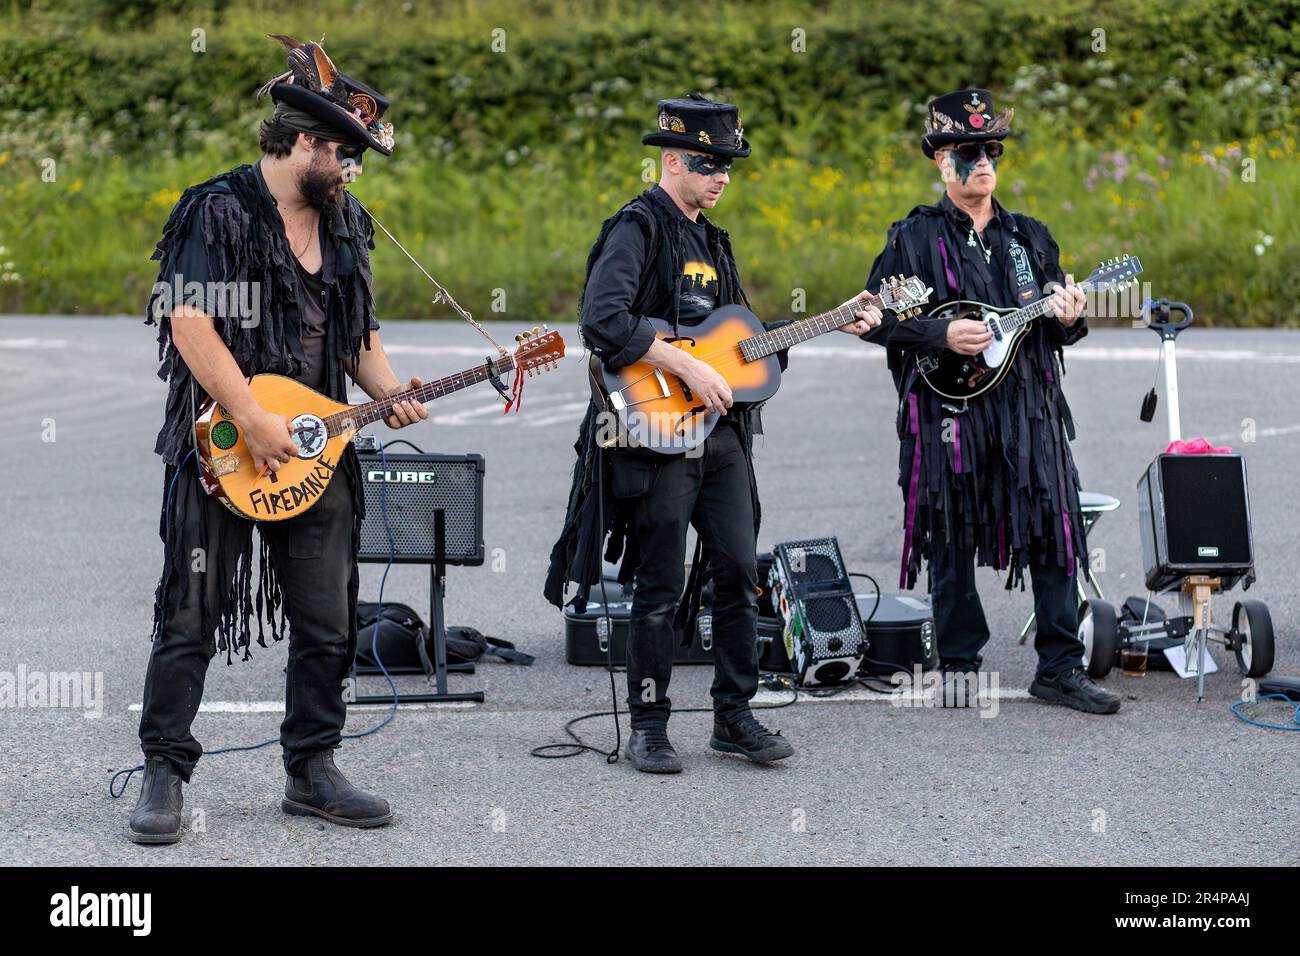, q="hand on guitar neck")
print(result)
[835,290,885,336]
